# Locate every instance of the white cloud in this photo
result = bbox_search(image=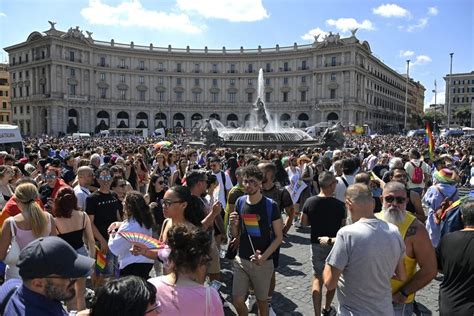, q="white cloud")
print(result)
[0,12,6,18]
[411,54,432,66]
[176,0,269,22]
[372,4,410,18]
[407,18,428,32]
[301,27,329,42]
[326,18,374,33]
[428,7,438,16]
[399,50,414,57]
[80,0,203,34]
